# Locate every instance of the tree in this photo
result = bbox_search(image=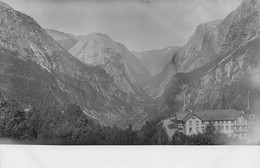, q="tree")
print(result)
[66,103,83,117]
[172,132,191,145]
